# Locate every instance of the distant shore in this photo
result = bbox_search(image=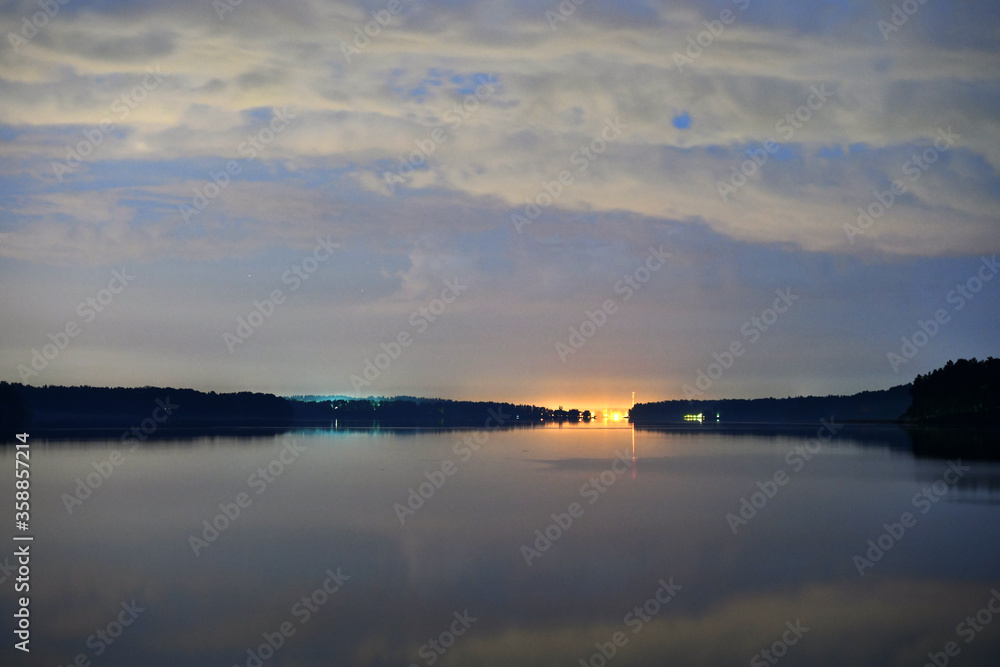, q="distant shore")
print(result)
[3,358,996,454]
